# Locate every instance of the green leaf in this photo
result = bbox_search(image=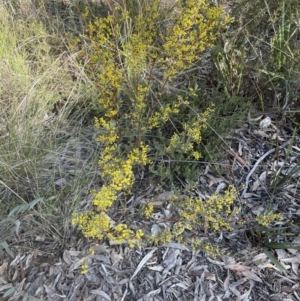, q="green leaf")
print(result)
[260,226,290,233]
[8,198,43,217]
[3,287,14,298]
[263,242,300,249]
[0,241,11,253]
[28,197,44,210]
[0,216,15,224]
[263,248,288,275]
[22,293,28,301]
[8,203,29,217]
[22,293,46,301]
